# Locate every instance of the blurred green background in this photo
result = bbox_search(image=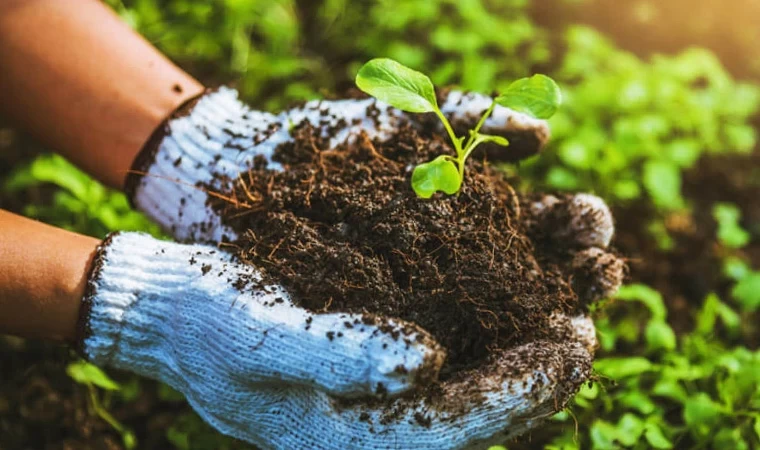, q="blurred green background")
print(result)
[2,0,760,448]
